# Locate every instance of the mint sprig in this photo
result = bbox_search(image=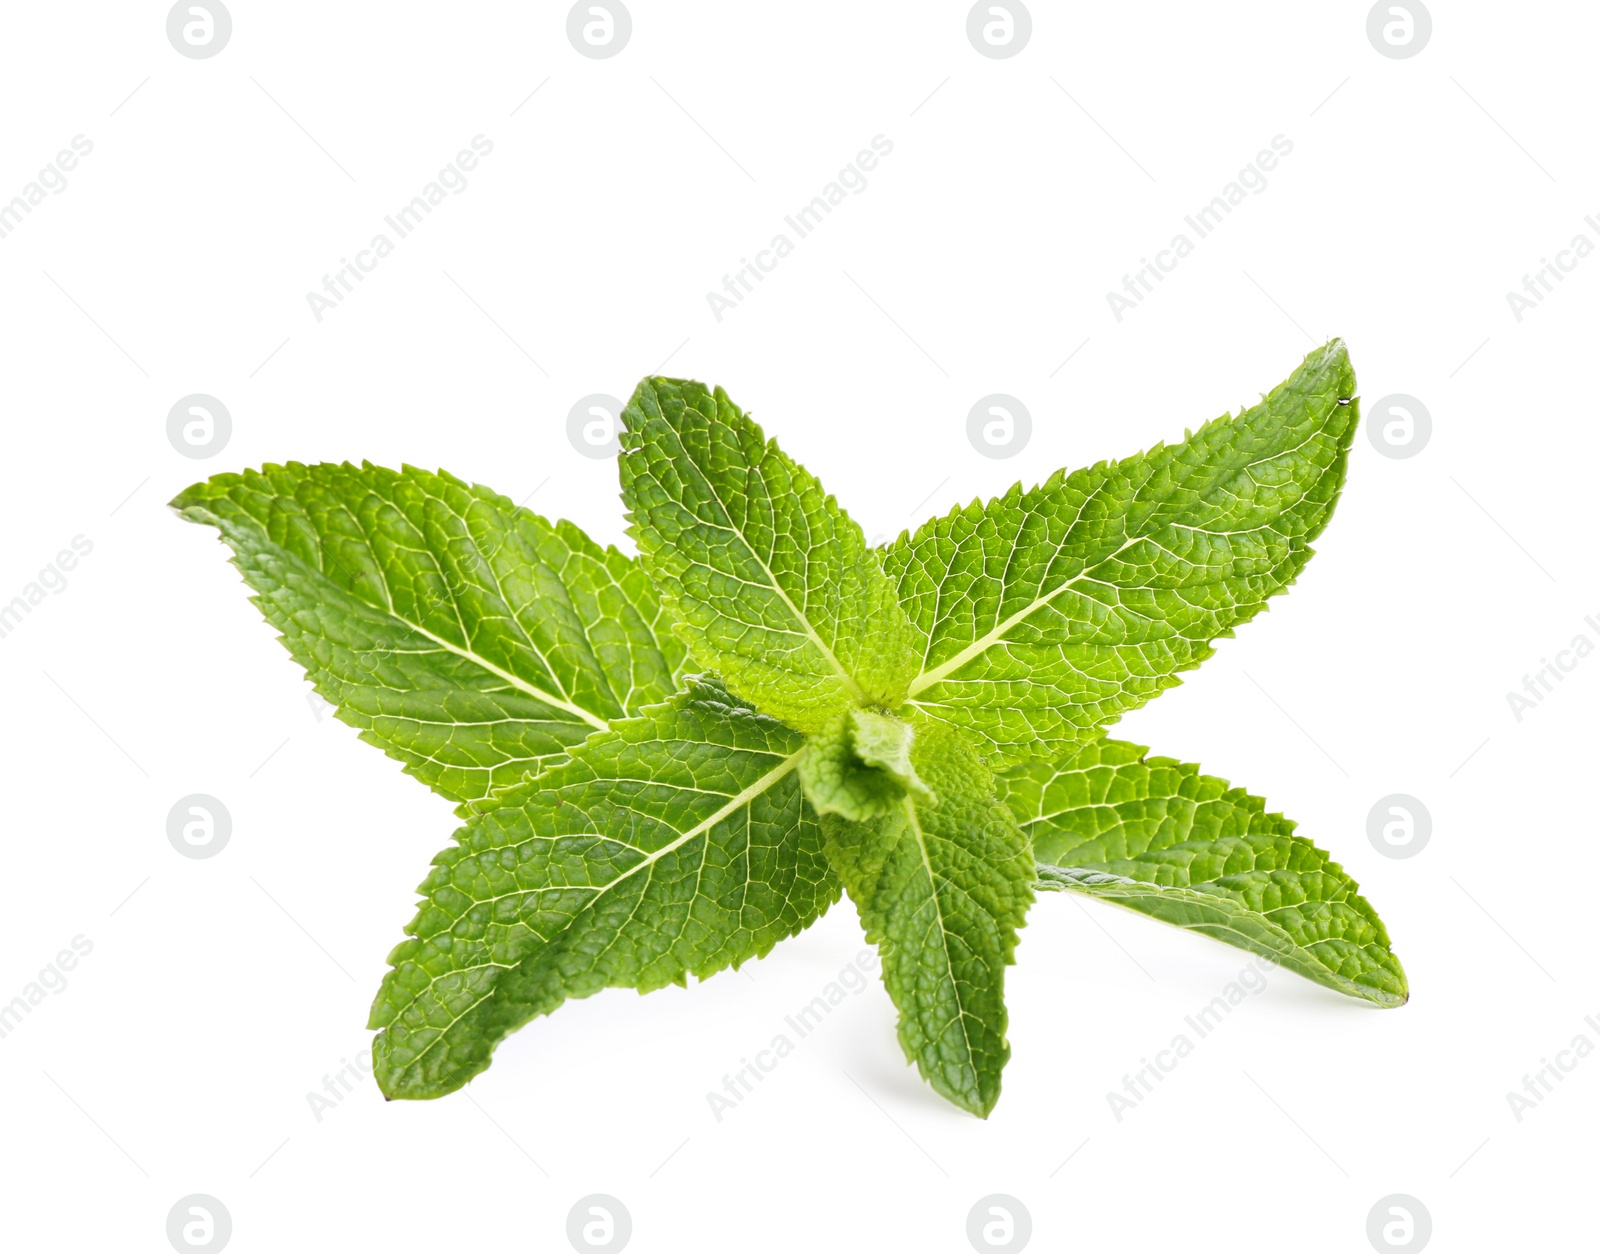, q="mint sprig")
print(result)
[175,338,1404,1115]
